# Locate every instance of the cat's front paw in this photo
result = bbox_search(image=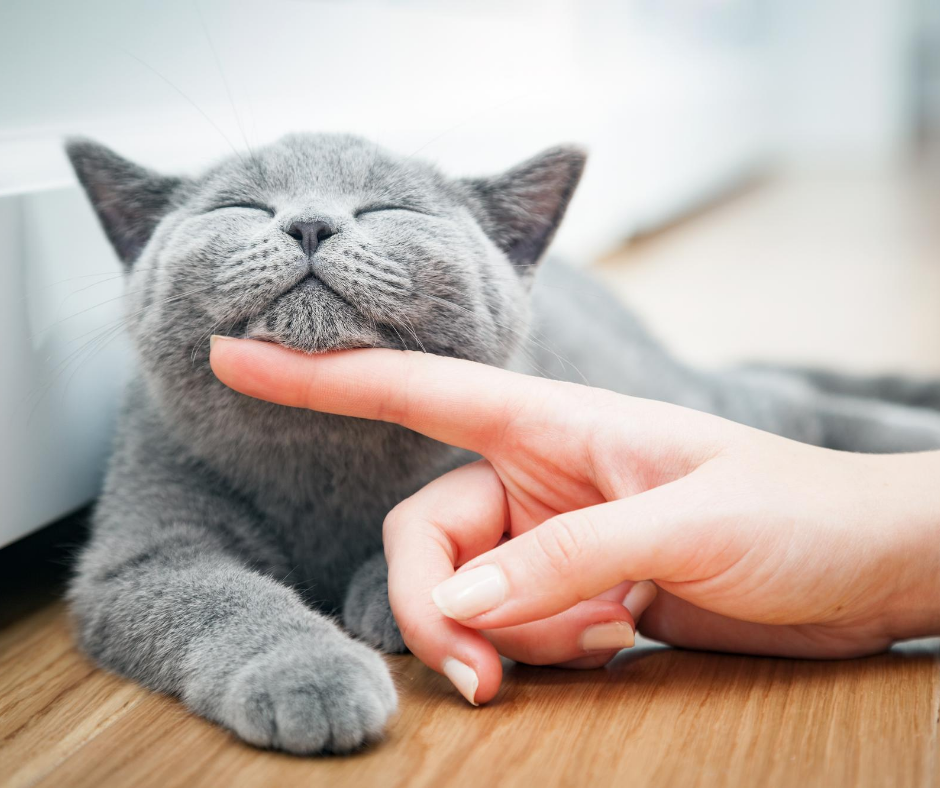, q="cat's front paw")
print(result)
[344,557,408,654]
[220,633,397,755]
